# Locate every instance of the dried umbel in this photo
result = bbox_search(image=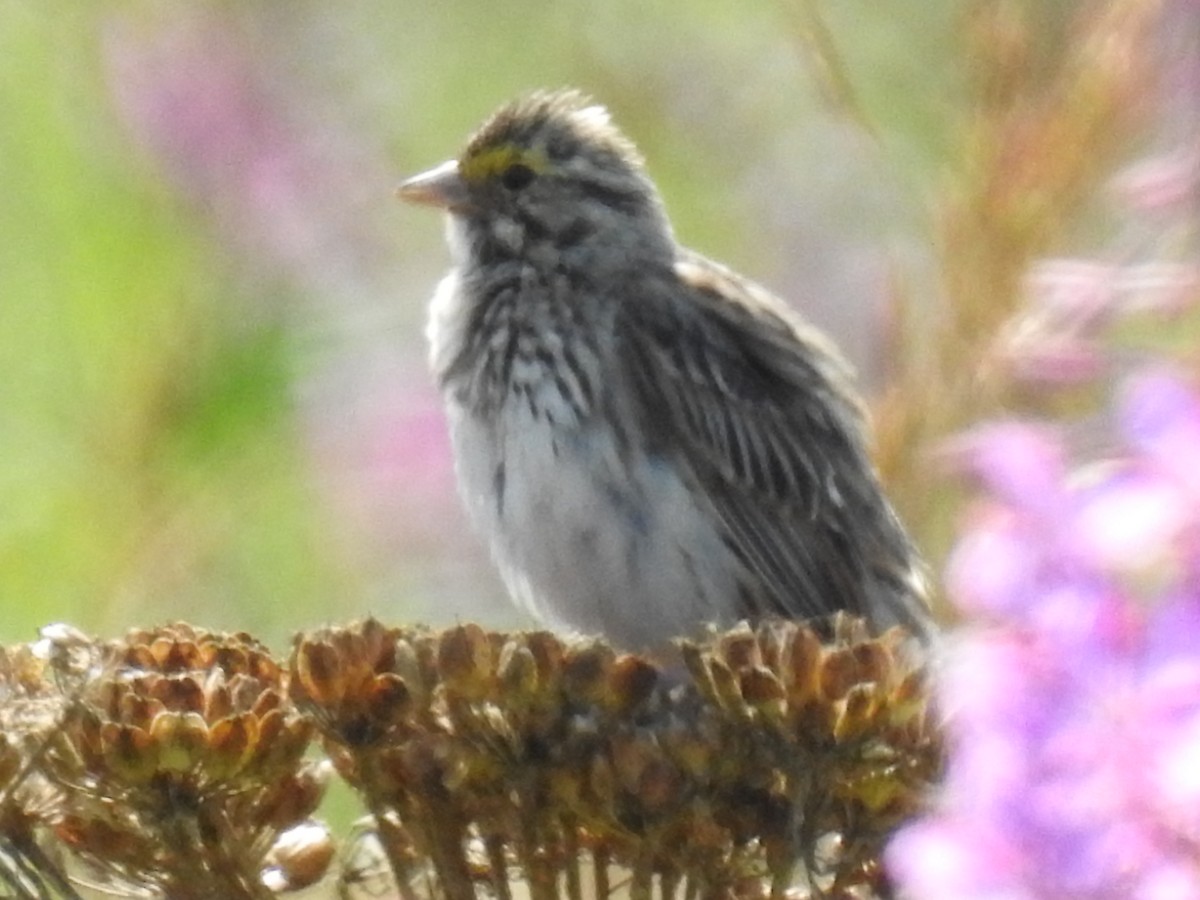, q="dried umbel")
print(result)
[679,616,939,896]
[41,623,329,898]
[0,639,73,899]
[0,641,59,810]
[292,617,941,899]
